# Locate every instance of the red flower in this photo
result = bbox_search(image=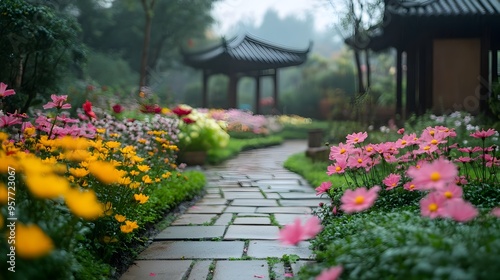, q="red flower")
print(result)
[140,104,161,114]
[112,104,123,114]
[172,106,192,117]
[83,100,97,119]
[182,117,195,124]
